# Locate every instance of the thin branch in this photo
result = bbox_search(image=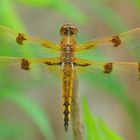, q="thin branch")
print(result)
[71,70,84,140]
